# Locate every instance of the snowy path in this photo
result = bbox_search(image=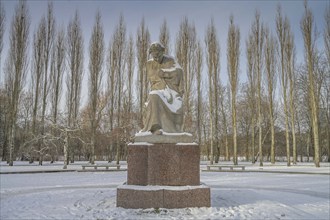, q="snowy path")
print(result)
[1,170,329,219]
